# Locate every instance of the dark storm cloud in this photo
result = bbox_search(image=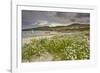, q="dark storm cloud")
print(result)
[55,12,76,18]
[56,12,66,18]
[22,10,90,29]
[75,13,90,18]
